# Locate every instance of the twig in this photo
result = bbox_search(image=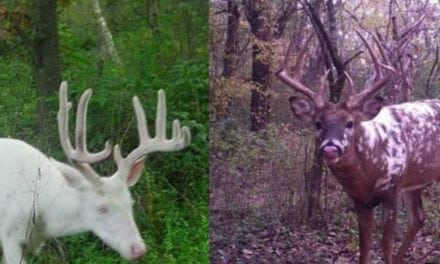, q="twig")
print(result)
[343,51,363,68]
